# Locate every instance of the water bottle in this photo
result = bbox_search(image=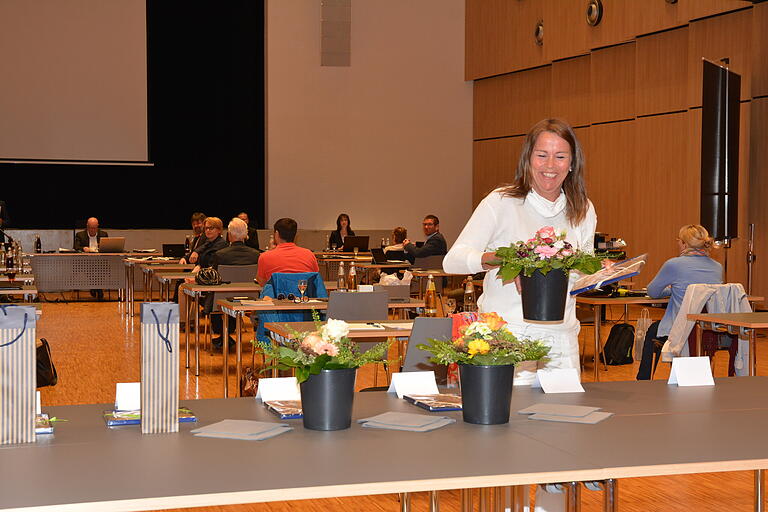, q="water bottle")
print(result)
[348,262,357,291]
[34,235,42,254]
[463,276,477,312]
[337,261,347,291]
